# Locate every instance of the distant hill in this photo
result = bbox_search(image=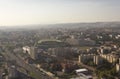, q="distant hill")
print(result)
[1,22,120,30]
